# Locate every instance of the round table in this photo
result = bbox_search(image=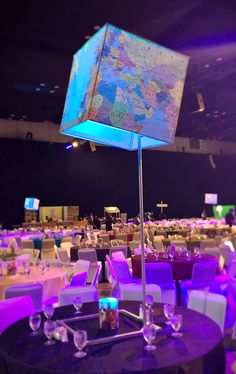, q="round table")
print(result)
[132,253,216,280]
[0,301,225,373]
[0,267,67,302]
